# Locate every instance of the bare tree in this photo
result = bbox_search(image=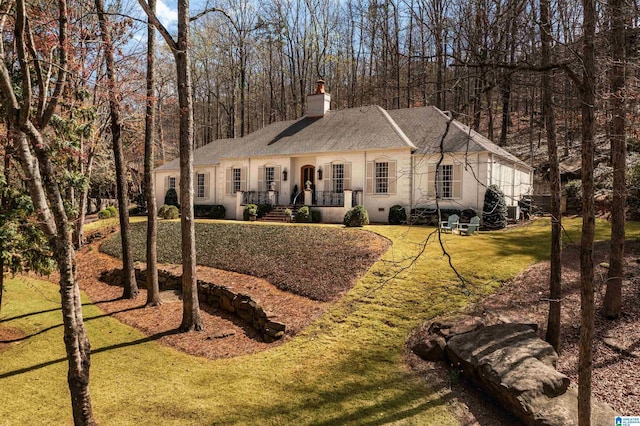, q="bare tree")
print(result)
[95,0,138,299]
[144,0,161,306]
[578,0,597,422]
[540,0,562,353]
[603,0,627,319]
[138,0,204,331]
